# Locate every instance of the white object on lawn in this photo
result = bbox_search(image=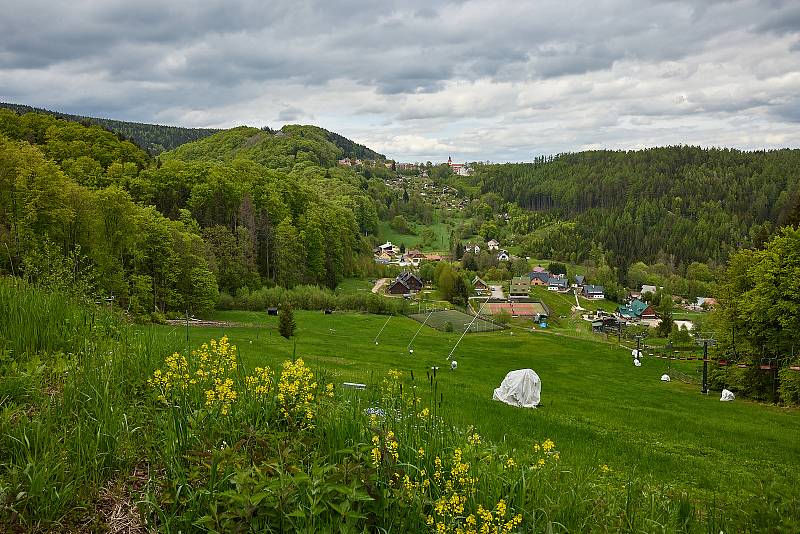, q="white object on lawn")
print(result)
[633,358,642,367]
[720,389,735,402]
[661,374,671,382]
[450,360,457,371]
[631,349,642,358]
[492,369,541,408]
